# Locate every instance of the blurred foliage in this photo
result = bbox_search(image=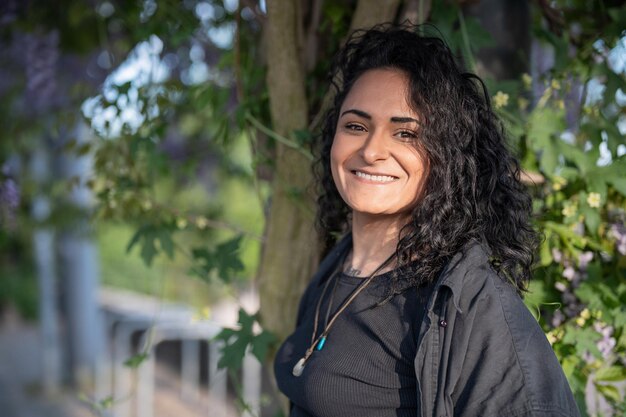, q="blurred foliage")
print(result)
[1,0,625,414]
[0,232,38,320]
